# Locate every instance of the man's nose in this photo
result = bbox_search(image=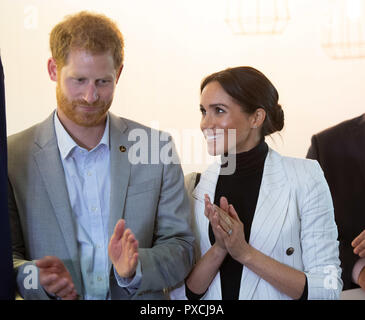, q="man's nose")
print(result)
[83,83,99,104]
